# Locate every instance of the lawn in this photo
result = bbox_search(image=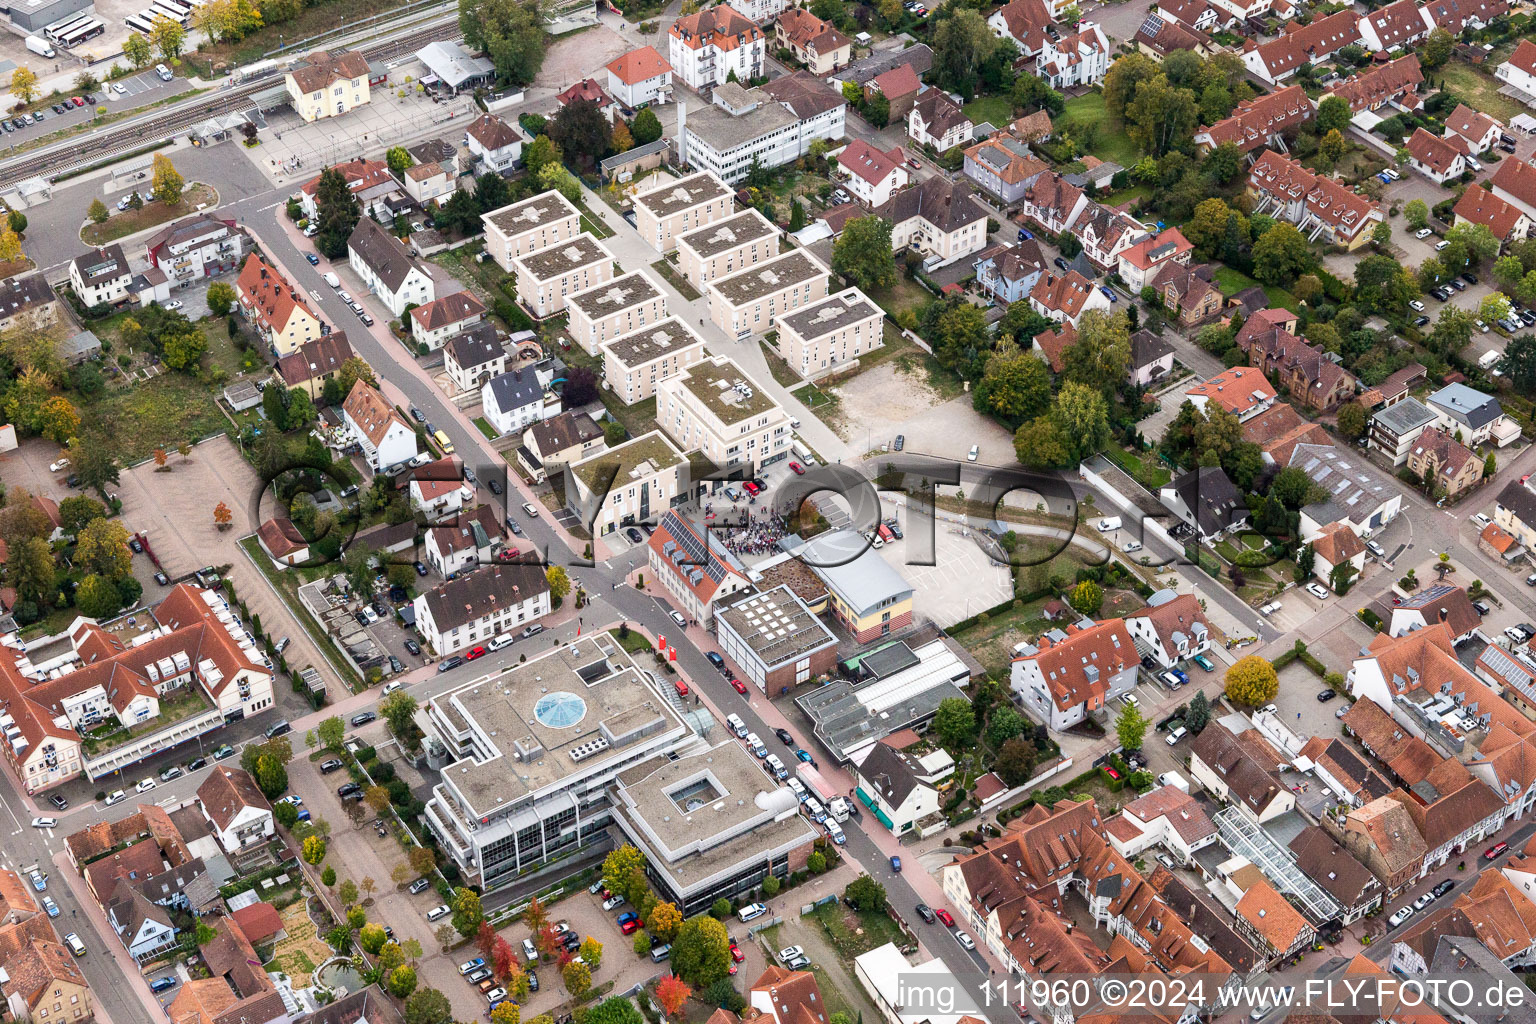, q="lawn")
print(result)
[1212,265,1299,313]
[759,340,803,386]
[84,372,229,462]
[601,394,659,443]
[1104,445,1171,491]
[962,94,1014,129]
[893,350,965,402]
[809,903,907,963]
[189,0,416,70]
[608,626,652,654]
[651,258,700,301]
[1061,93,1140,171]
[865,276,933,322]
[82,184,218,245]
[791,381,843,432]
[1440,58,1528,126]
[948,593,1061,679]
